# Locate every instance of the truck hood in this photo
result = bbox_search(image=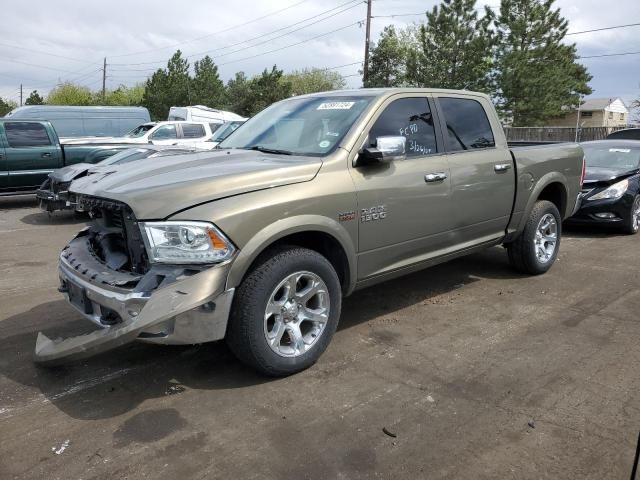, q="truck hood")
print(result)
[50,163,93,183]
[70,149,322,219]
[584,166,639,184]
